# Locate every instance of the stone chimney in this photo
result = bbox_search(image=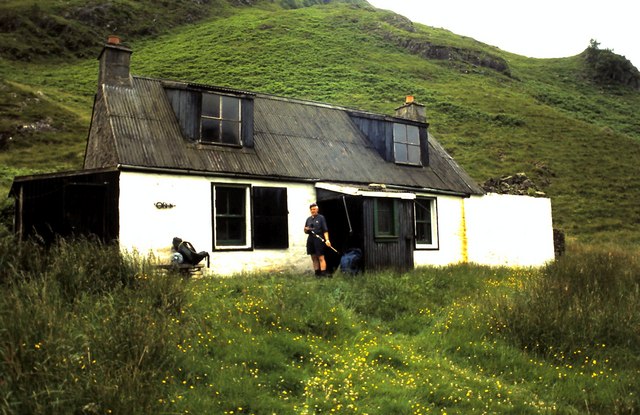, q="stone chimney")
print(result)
[97,35,133,87]
[395,95,427,123]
